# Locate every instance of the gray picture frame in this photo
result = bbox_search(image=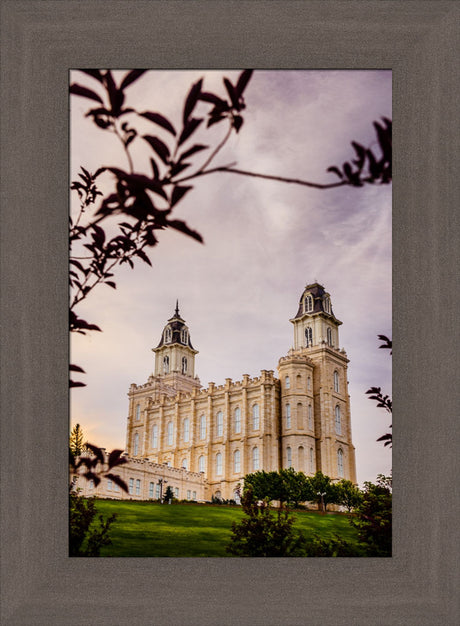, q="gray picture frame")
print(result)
[1,1,458,624]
